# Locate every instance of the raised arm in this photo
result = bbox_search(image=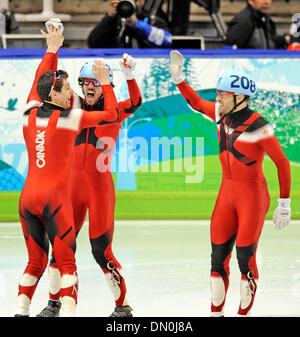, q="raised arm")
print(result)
[118,79,142,121]
[118,53,142,121]
[177,81,216,121]
[170,50,216,121]
[27,26,63,103]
